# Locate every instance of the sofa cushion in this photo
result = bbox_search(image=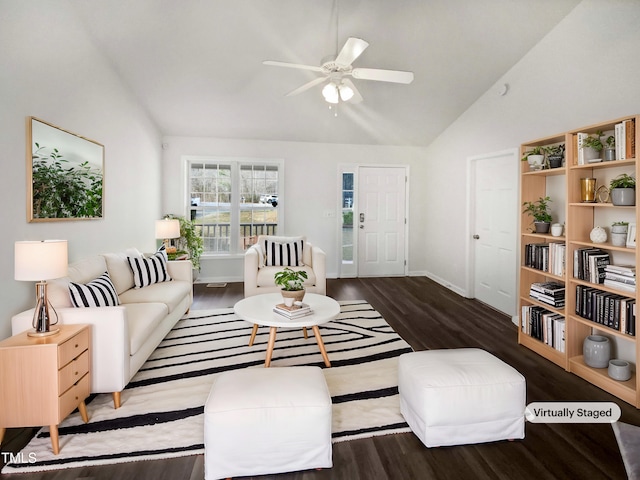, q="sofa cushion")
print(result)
[256,266,316,288]
[69,272,120,308]
[127,248,172,288]
[124,303,169,356]
[103,251,136,295]
[119,280,192,313]
[263,239,305,267]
